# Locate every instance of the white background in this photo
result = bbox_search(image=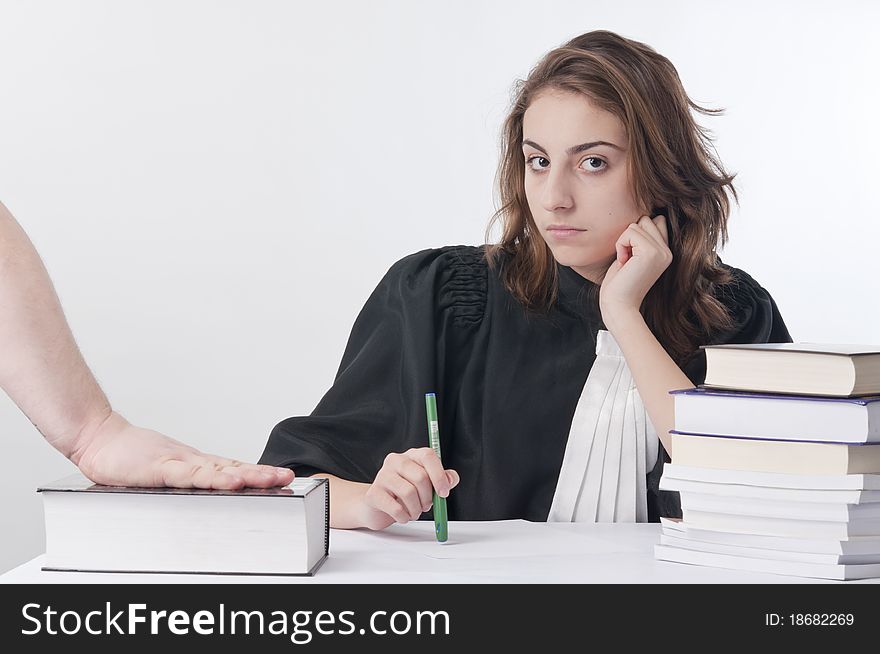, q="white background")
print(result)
[1,0,878,573]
